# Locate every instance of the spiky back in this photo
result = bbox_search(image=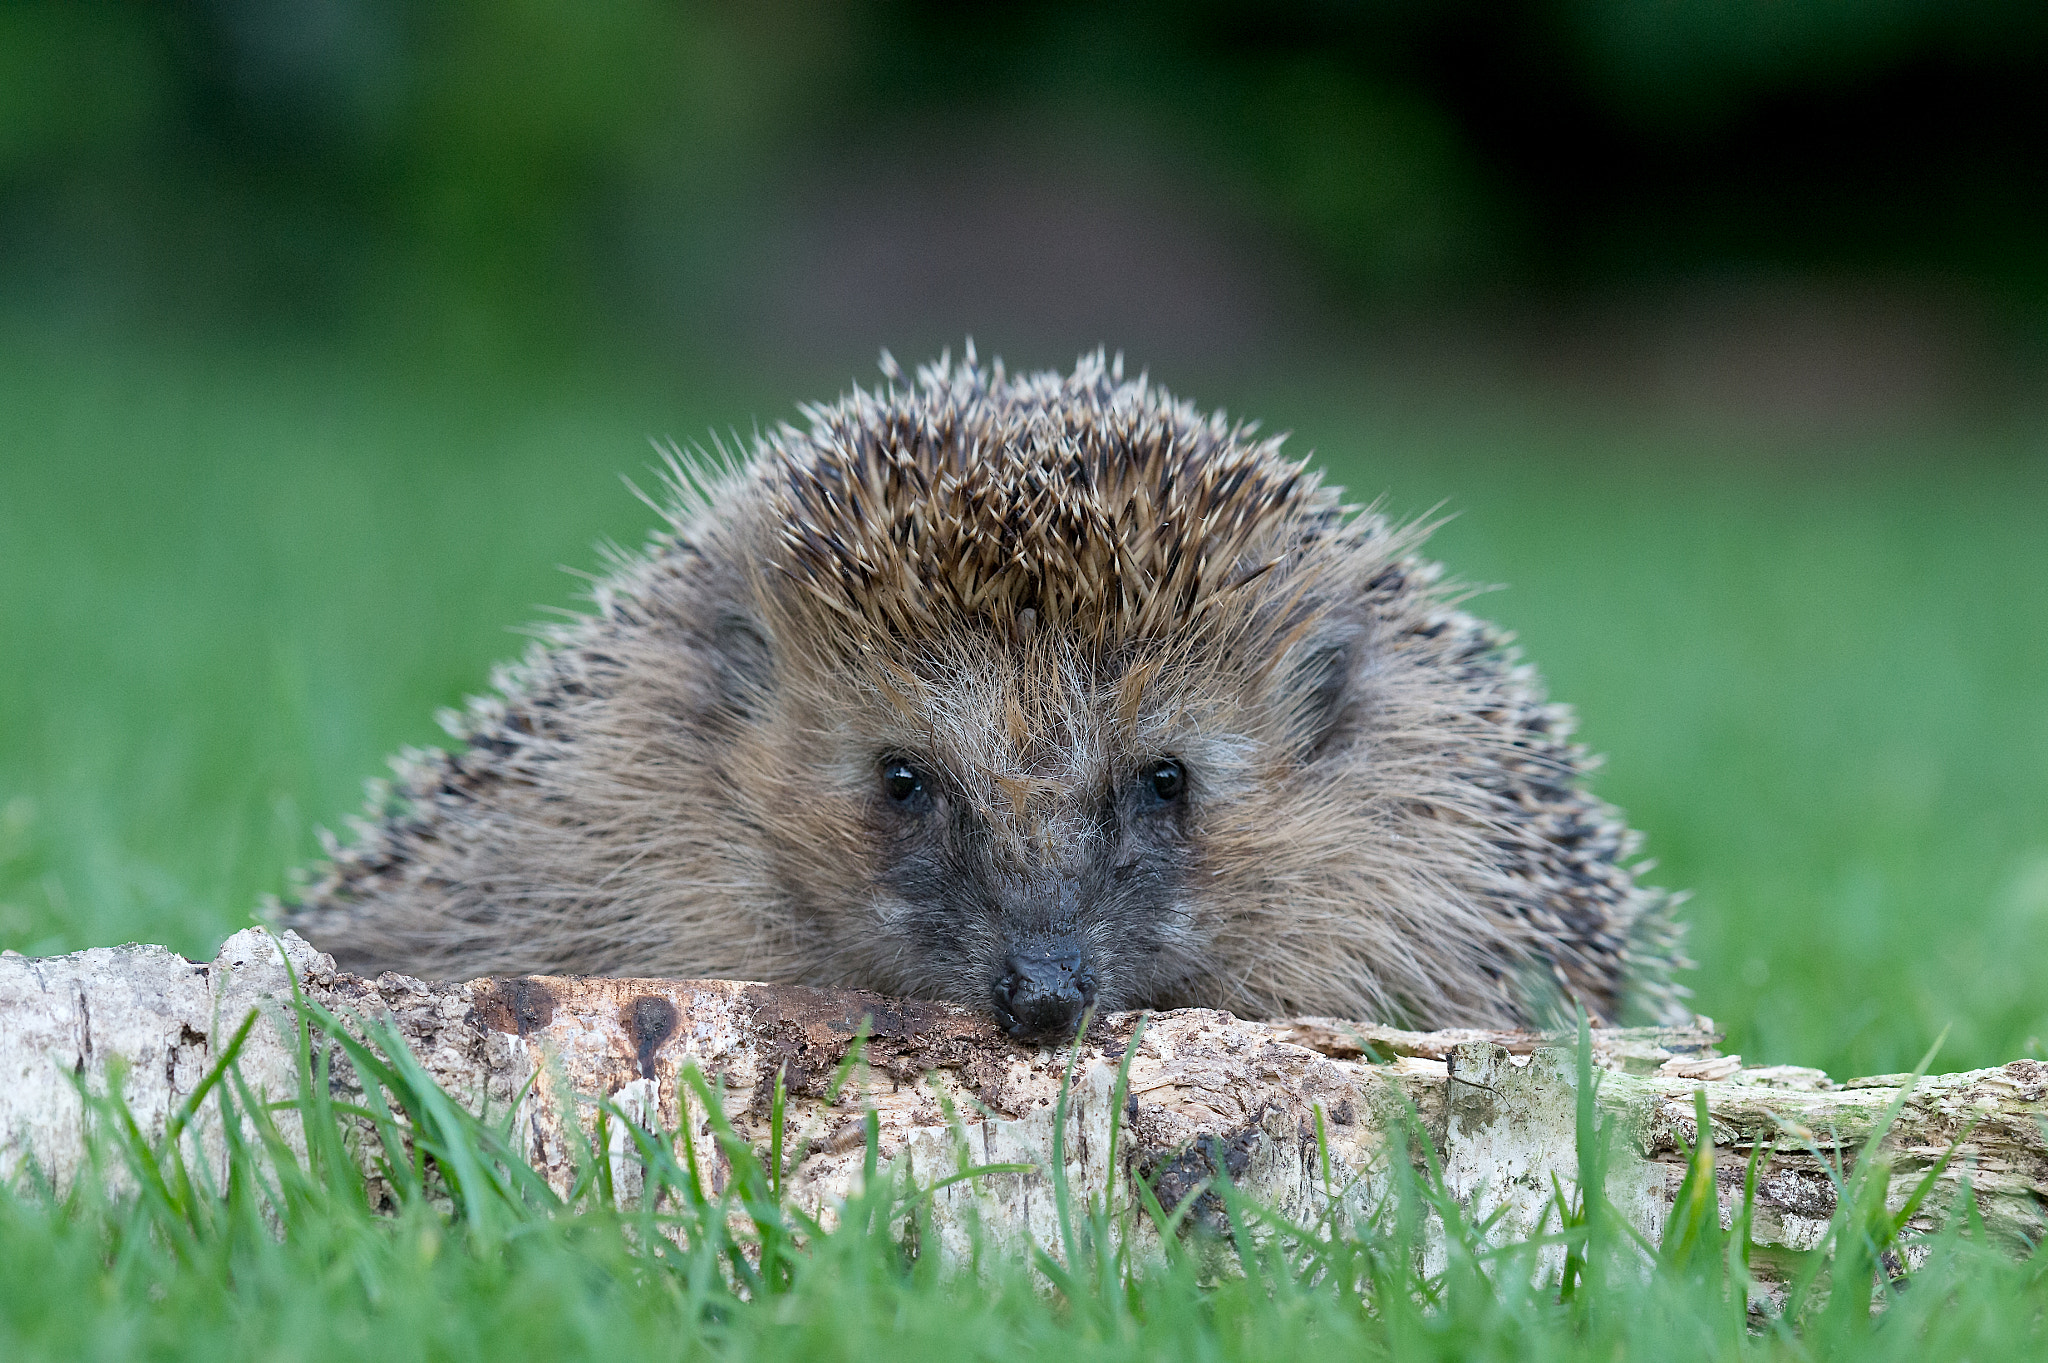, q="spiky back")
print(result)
[770,357,1341,650]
